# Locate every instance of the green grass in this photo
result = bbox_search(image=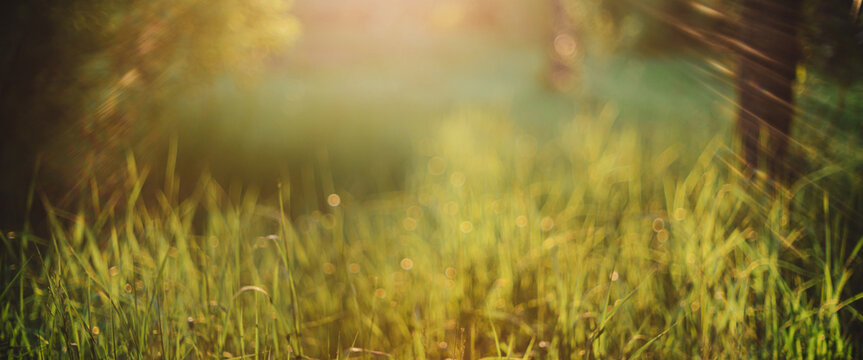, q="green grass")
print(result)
[3,105,863,358]
[4,1,862,356]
